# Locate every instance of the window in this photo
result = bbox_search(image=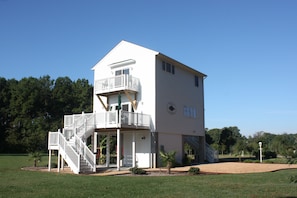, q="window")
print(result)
[195,75,199,87]
[115,68,130,76]
[123,68,129,75]
[166,63,171,73]
[162,61,175,75]
[183,106,197,119]
[162,61,166,71]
